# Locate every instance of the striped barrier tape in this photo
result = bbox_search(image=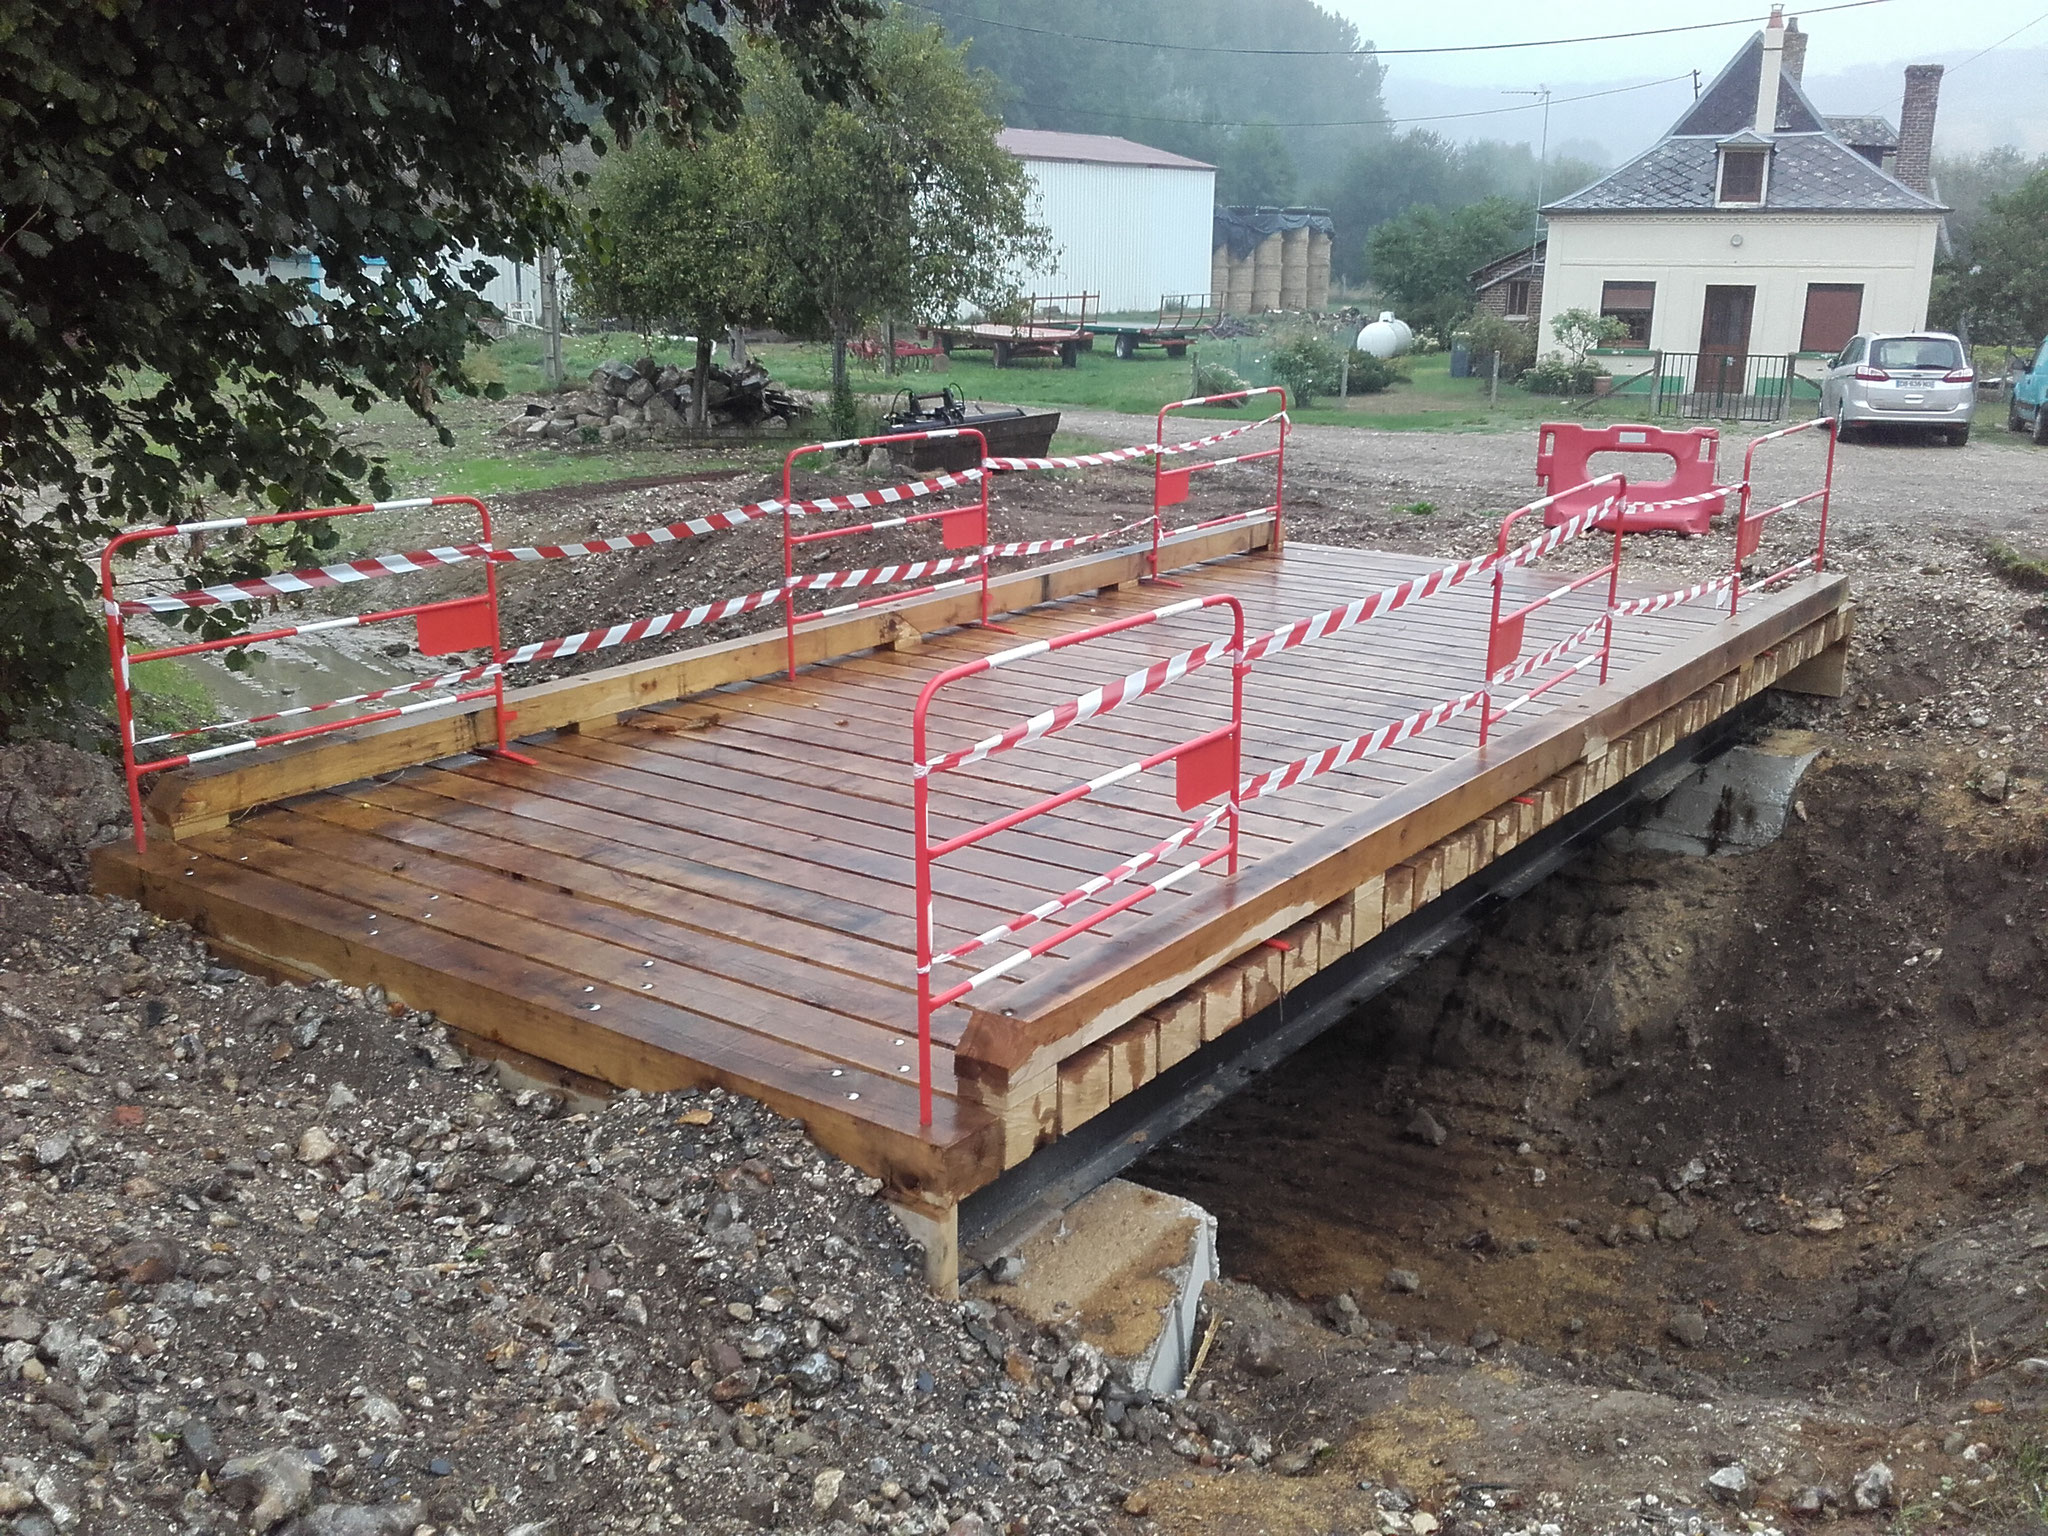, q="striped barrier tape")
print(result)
[981,411,1287,472]
[114,542,493,615]
[784,554,983,592]
[132,662,504,749]
[918,611,1235,778]
[496,469,984,564]
[985,514,1161,560]
[796,575,981,627]
[151,685,502,770]
[1610,574,1737,618]
[1240,493,1621,665]
[1159,507,1278,541]
[504,585,790,665]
